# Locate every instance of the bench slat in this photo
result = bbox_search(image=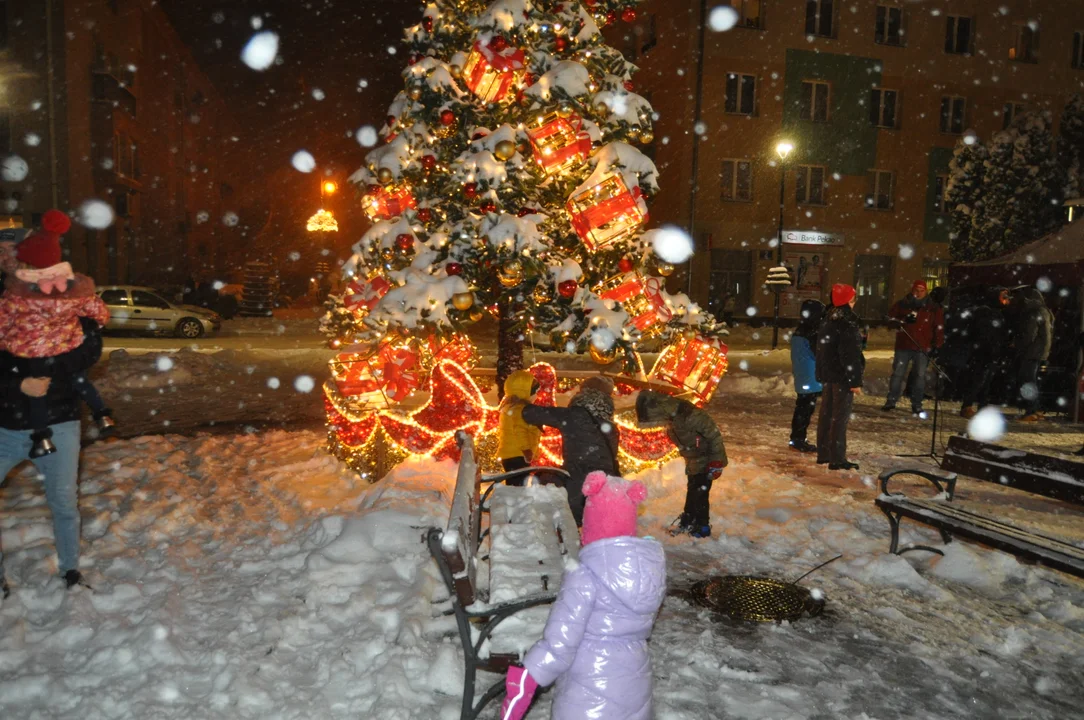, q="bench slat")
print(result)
[941,436,1084,505]
[876,496,1084,578]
